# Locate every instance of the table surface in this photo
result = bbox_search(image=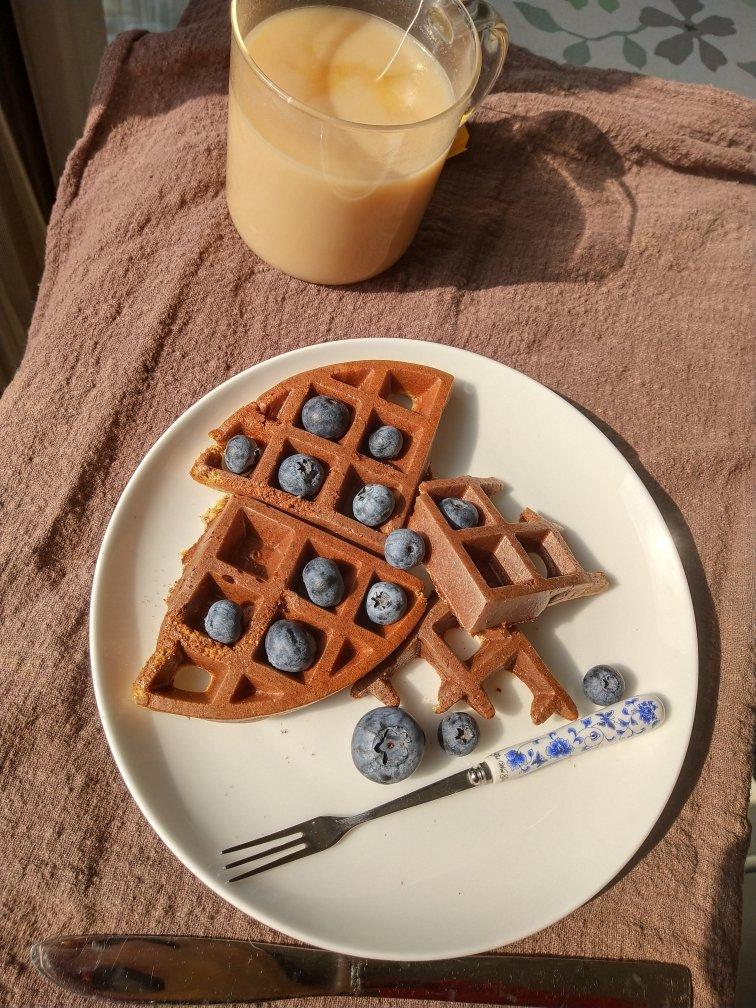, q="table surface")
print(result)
[0,3,752,1006]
